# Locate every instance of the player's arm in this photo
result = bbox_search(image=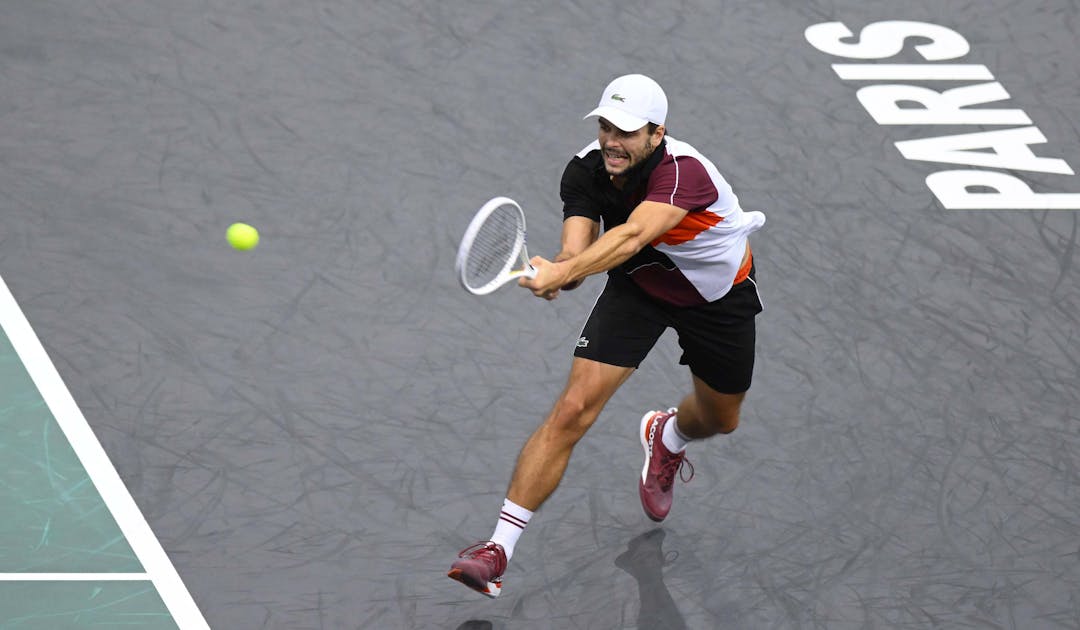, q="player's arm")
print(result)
[554,216,600,291]
[521,201,688,295]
